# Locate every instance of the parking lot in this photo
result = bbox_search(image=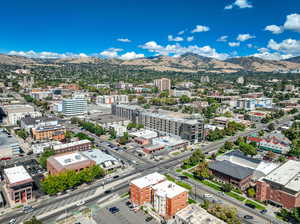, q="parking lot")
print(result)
[93,199,157,224]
